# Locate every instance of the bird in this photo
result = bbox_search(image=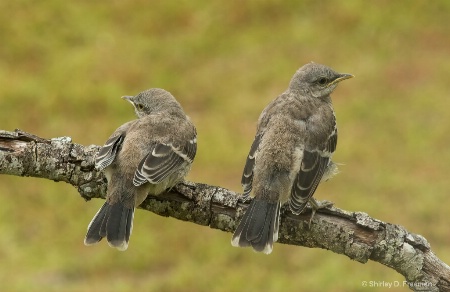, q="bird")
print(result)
[84,88,197,251]
[231,62,353,254]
